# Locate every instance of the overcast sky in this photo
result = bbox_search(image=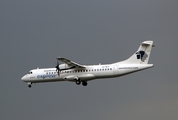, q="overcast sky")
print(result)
[1,0,178,120]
